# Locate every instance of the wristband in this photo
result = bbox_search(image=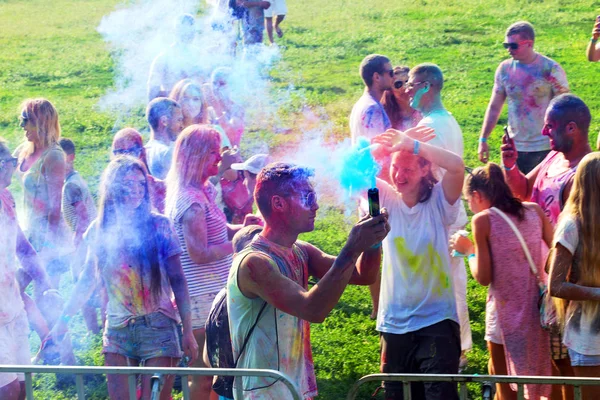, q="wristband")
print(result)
[371,242,382,249]
[592,37,598,43]
[479,137,487,143]
[60,314,72,324]
[413,140,420,155]
[503,163,517,171]
[467,253,476,261]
